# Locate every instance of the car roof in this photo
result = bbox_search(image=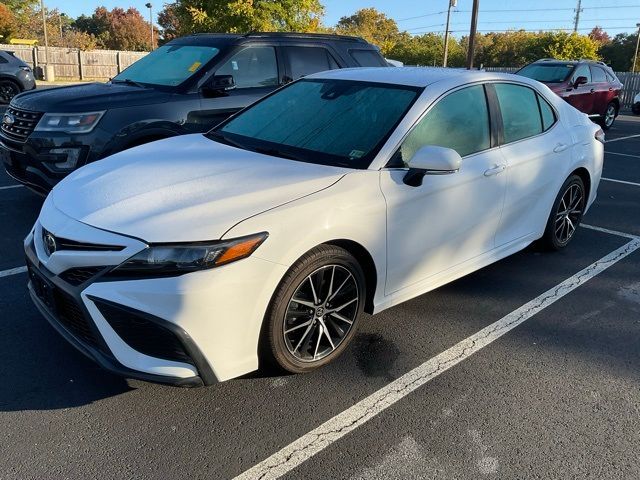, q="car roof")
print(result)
[307,67,529,88]
[170,32,370,46]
